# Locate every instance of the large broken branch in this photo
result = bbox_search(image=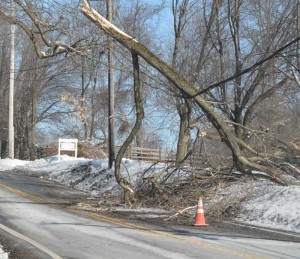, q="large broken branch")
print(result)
[80,0,288,185]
